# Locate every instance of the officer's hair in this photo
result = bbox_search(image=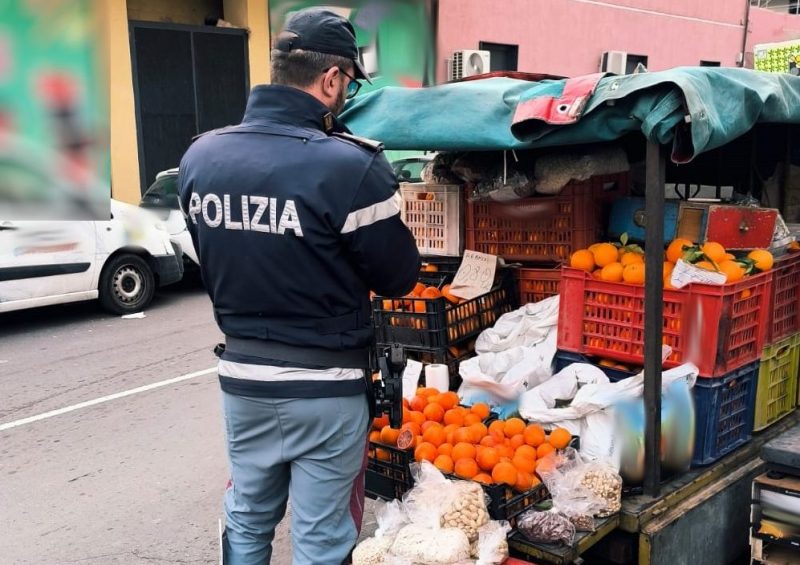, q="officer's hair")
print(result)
[271,48,353,88]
